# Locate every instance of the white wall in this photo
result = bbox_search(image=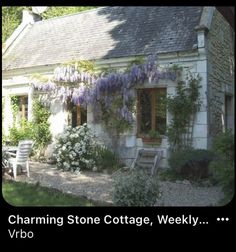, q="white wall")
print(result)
[48,100,68,140]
